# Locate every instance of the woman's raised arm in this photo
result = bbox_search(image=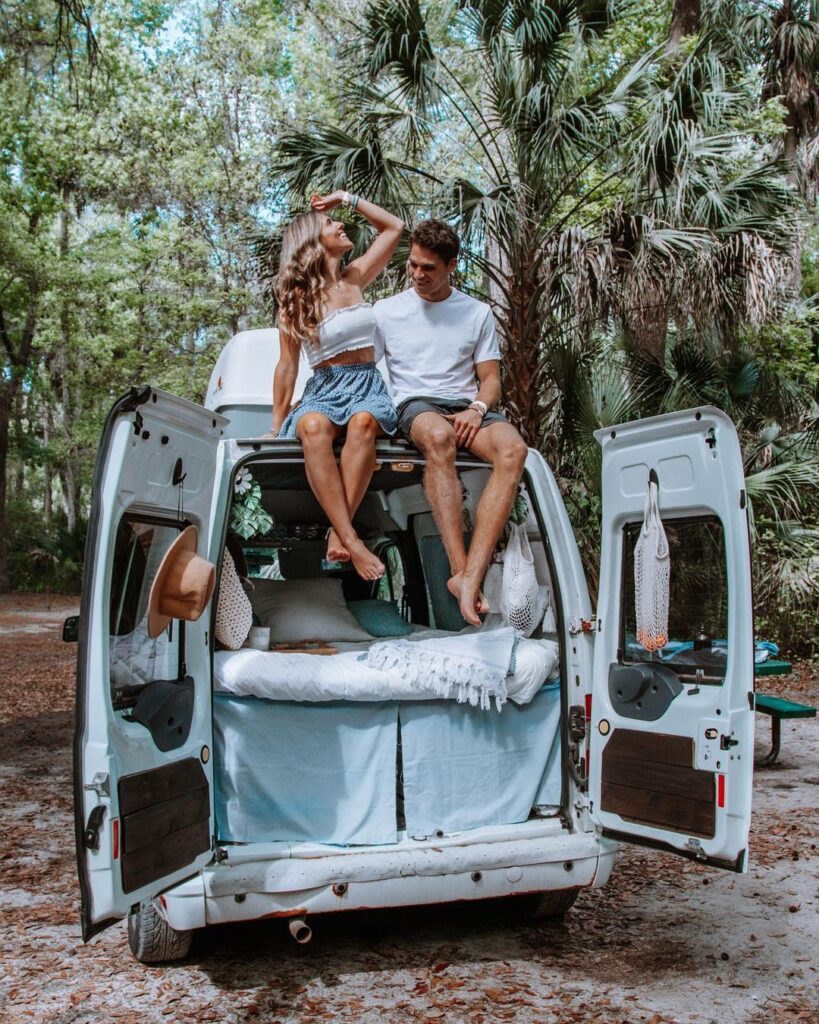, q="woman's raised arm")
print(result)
[311,191,403,290]
[270,329,301,435]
